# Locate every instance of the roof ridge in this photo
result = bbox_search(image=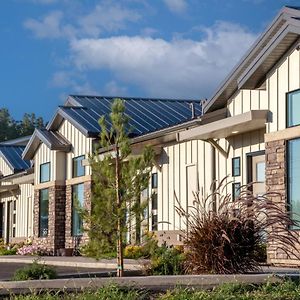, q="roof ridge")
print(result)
[69,95,200,103]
